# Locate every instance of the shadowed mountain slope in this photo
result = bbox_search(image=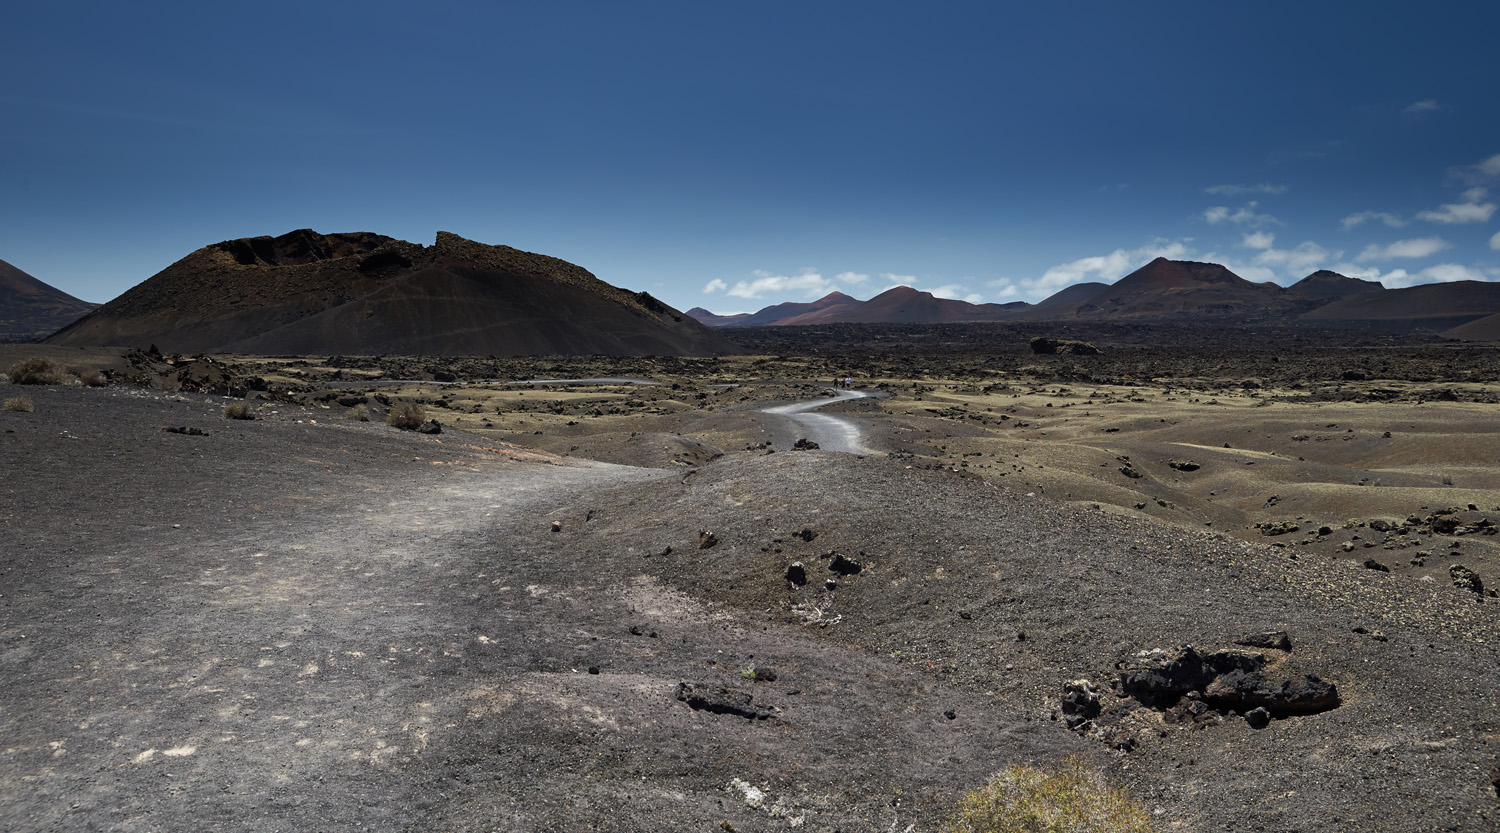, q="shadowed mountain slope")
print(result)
[1301,280,1500,333]
[47,230,736,356]
[0,259,98,341]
